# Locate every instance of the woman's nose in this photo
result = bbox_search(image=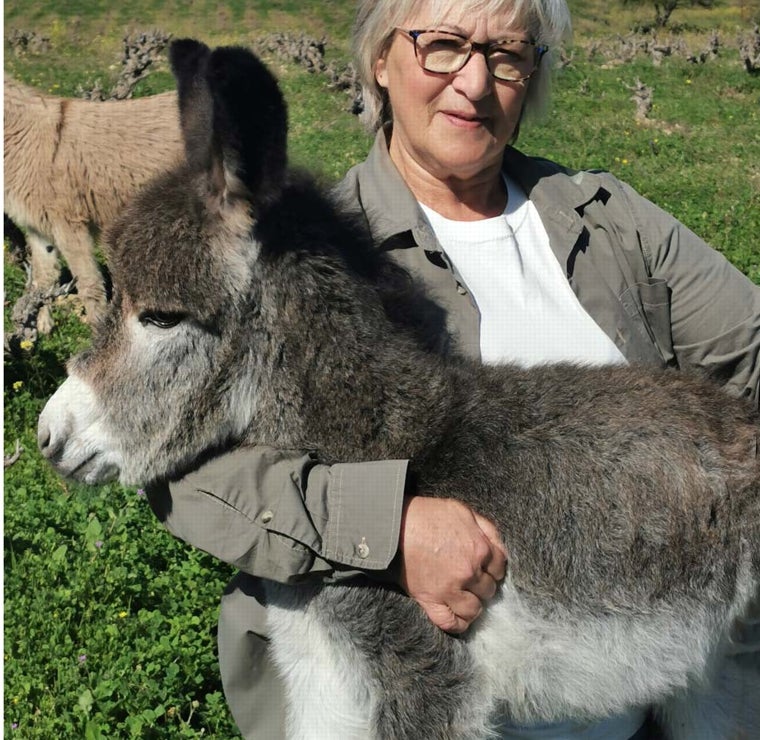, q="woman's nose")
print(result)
[451,50,494,100]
